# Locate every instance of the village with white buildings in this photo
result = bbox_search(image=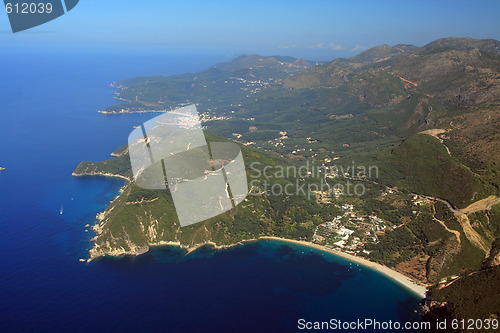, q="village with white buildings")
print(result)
[312,185,432,256]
